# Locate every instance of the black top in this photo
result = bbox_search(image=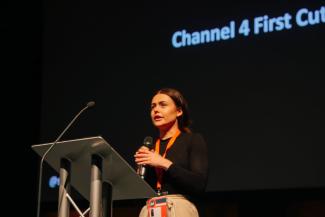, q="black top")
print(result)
[145,132,208,198]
